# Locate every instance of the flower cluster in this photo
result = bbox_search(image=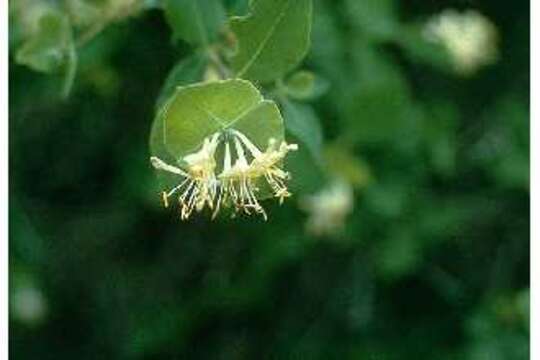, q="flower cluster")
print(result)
[150,130,297,220]
[424,9,498,75]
